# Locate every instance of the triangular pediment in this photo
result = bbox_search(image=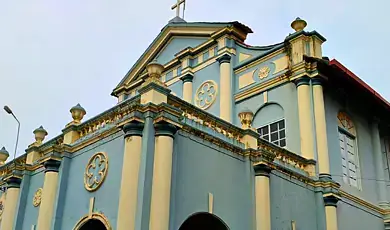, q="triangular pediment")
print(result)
[112,21,252,97]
